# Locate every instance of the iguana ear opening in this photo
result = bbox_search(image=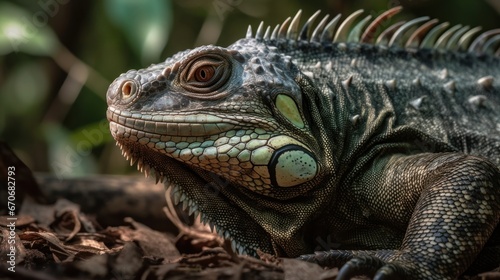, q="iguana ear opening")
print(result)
[275,94,305,129]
